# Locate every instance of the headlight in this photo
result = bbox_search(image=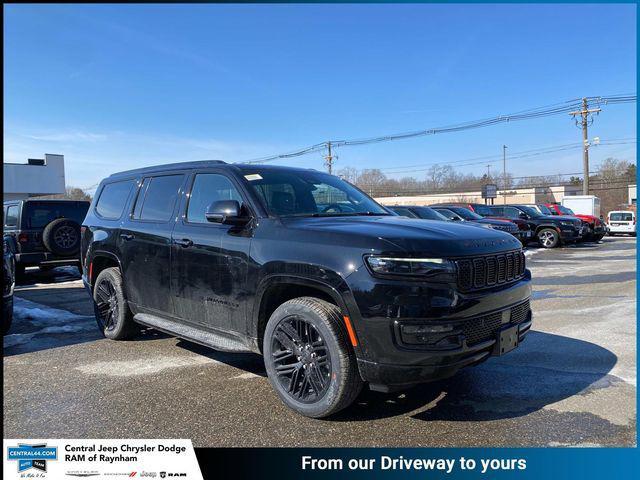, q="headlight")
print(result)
[365,256,454,277]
